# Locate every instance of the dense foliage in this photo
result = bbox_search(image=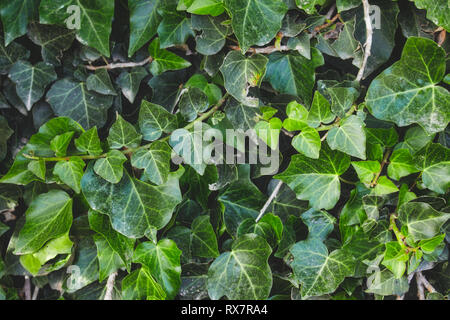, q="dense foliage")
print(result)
[0,0,449,300]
